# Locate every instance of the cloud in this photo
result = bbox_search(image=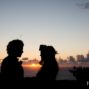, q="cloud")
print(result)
[84,2,89,9]
[76,2,89,9]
